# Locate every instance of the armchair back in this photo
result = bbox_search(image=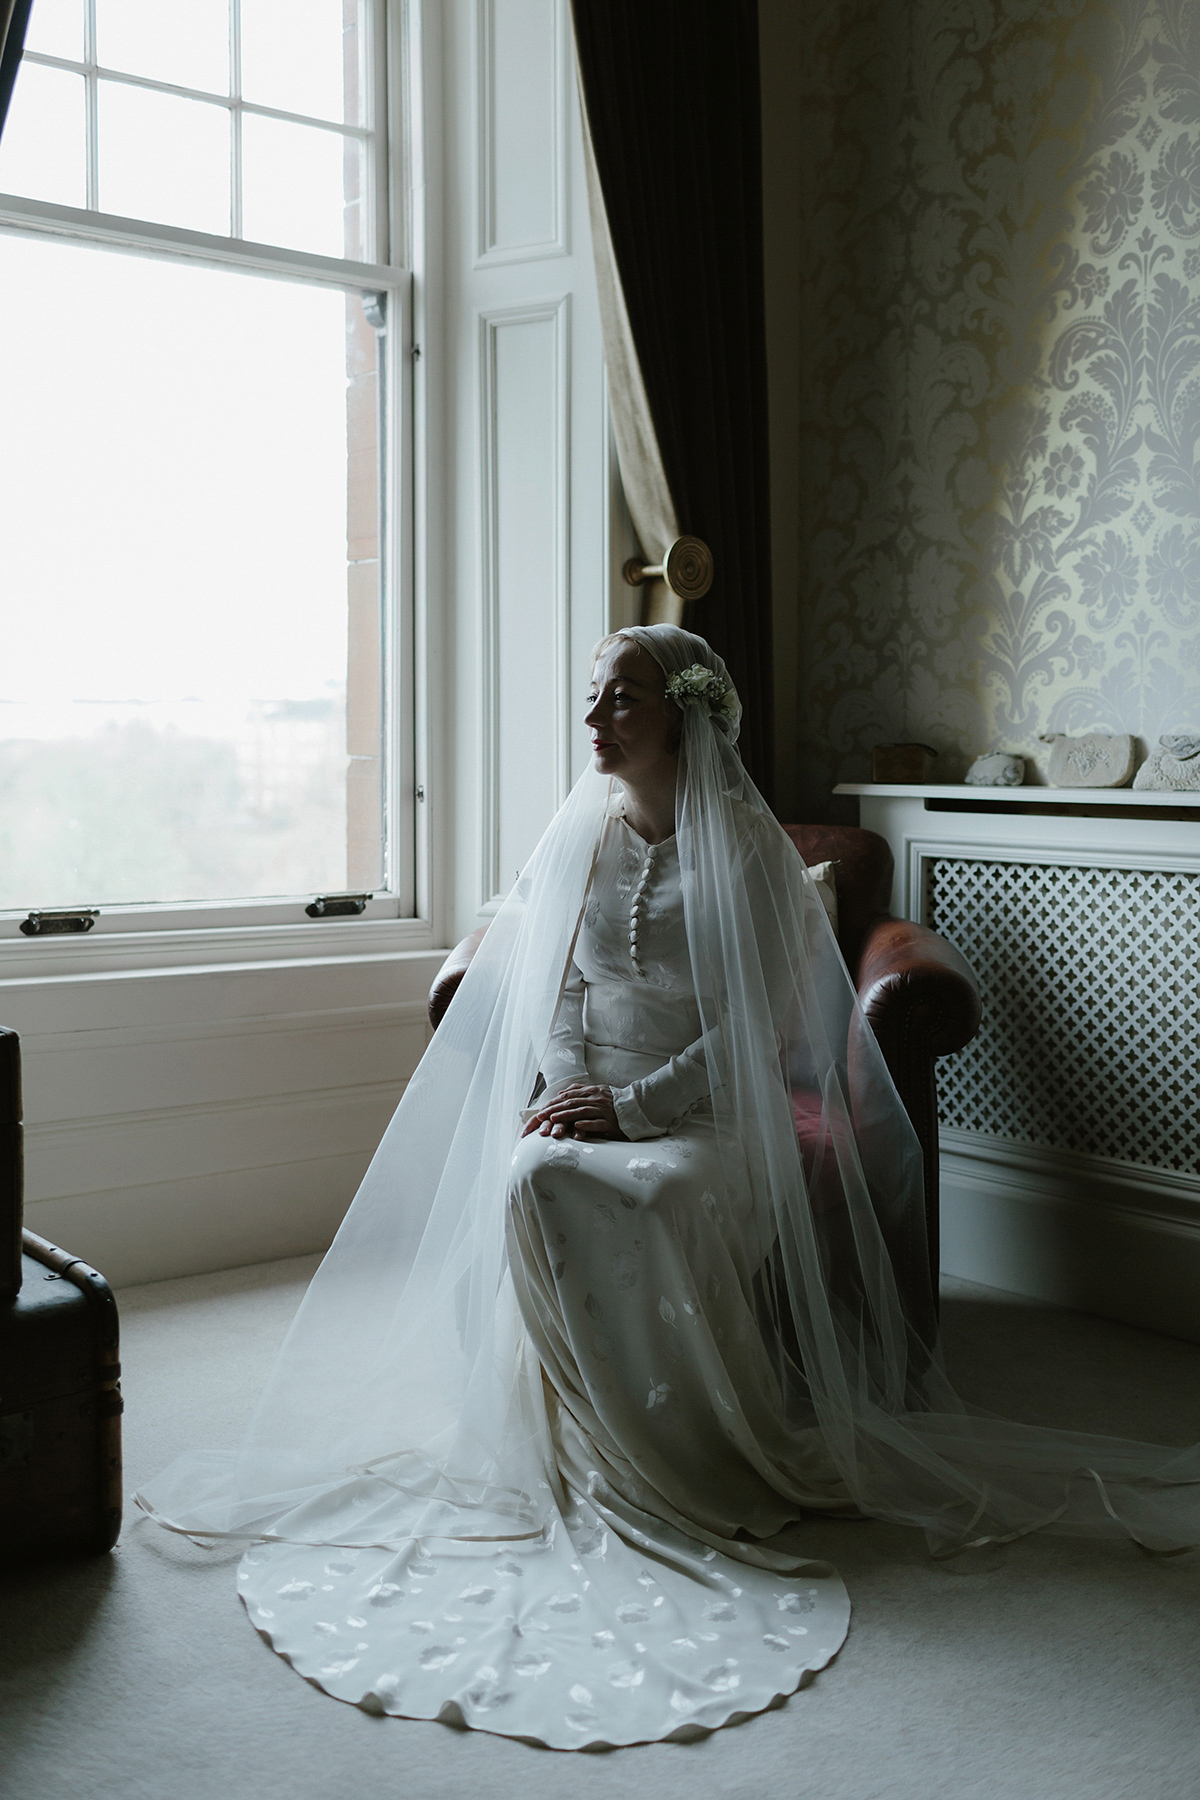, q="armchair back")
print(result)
[781,823,893,971]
